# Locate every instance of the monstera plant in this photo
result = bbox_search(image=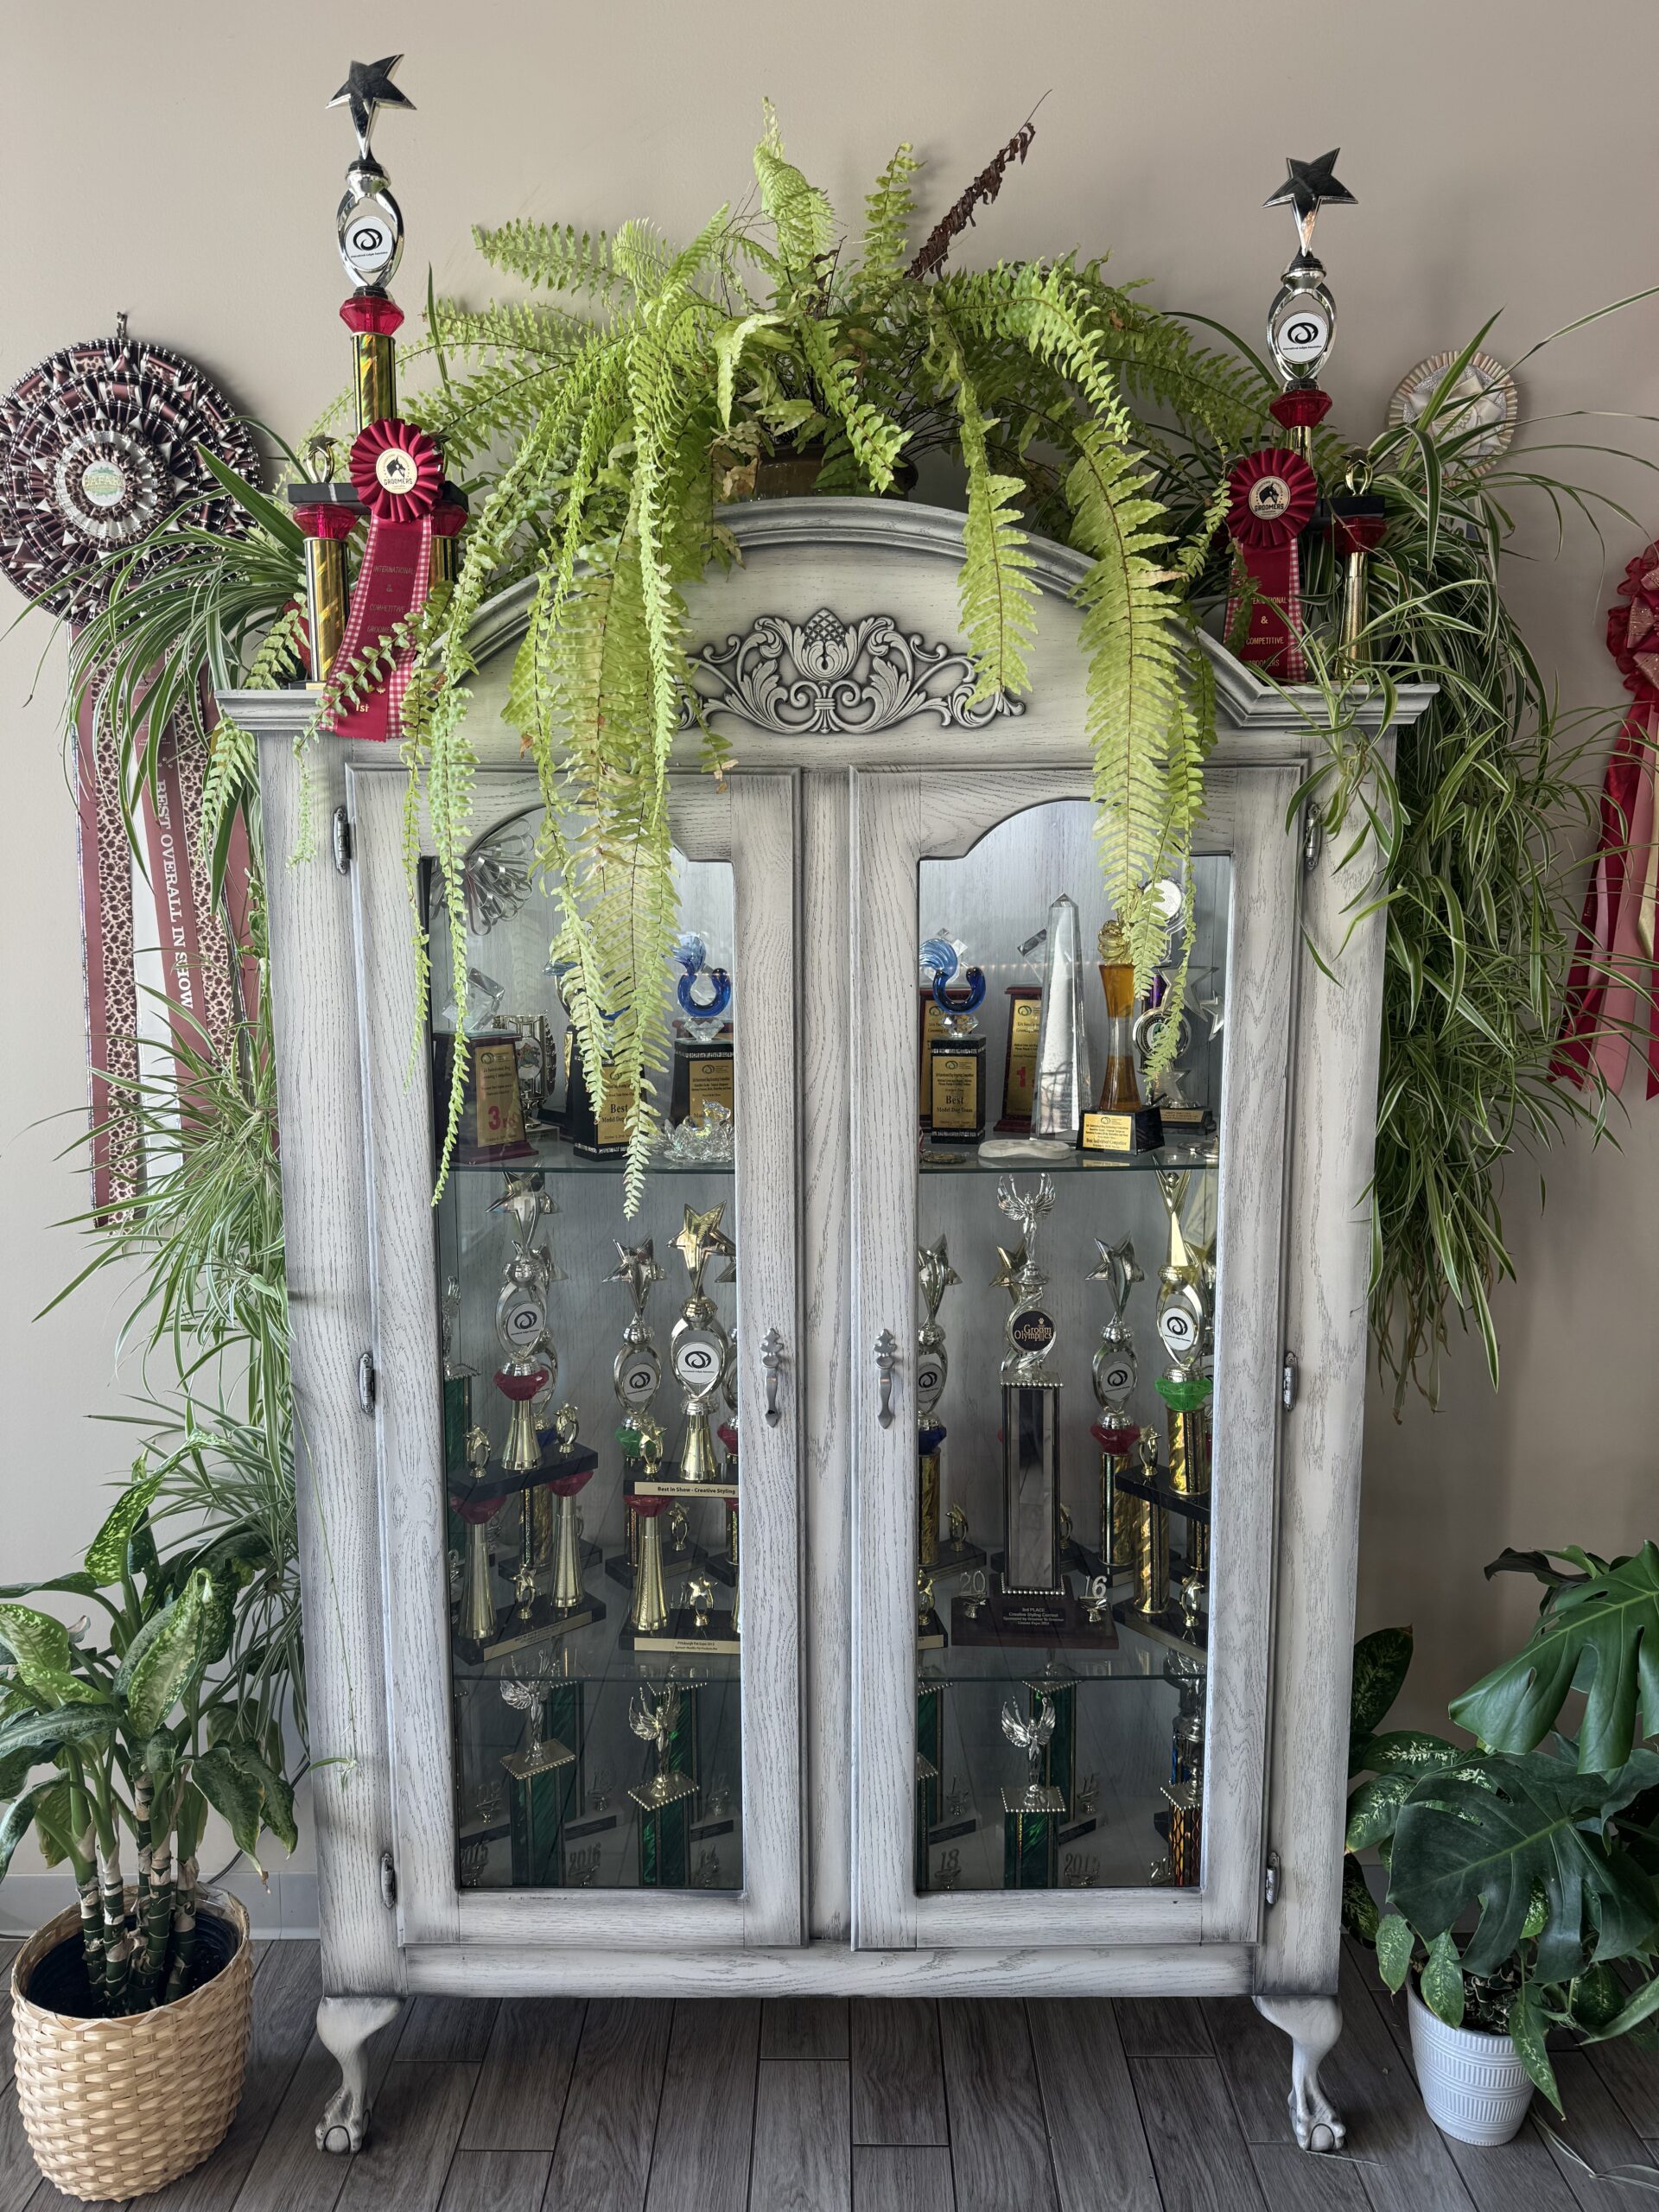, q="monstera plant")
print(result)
[1344,1548,1659,2116]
